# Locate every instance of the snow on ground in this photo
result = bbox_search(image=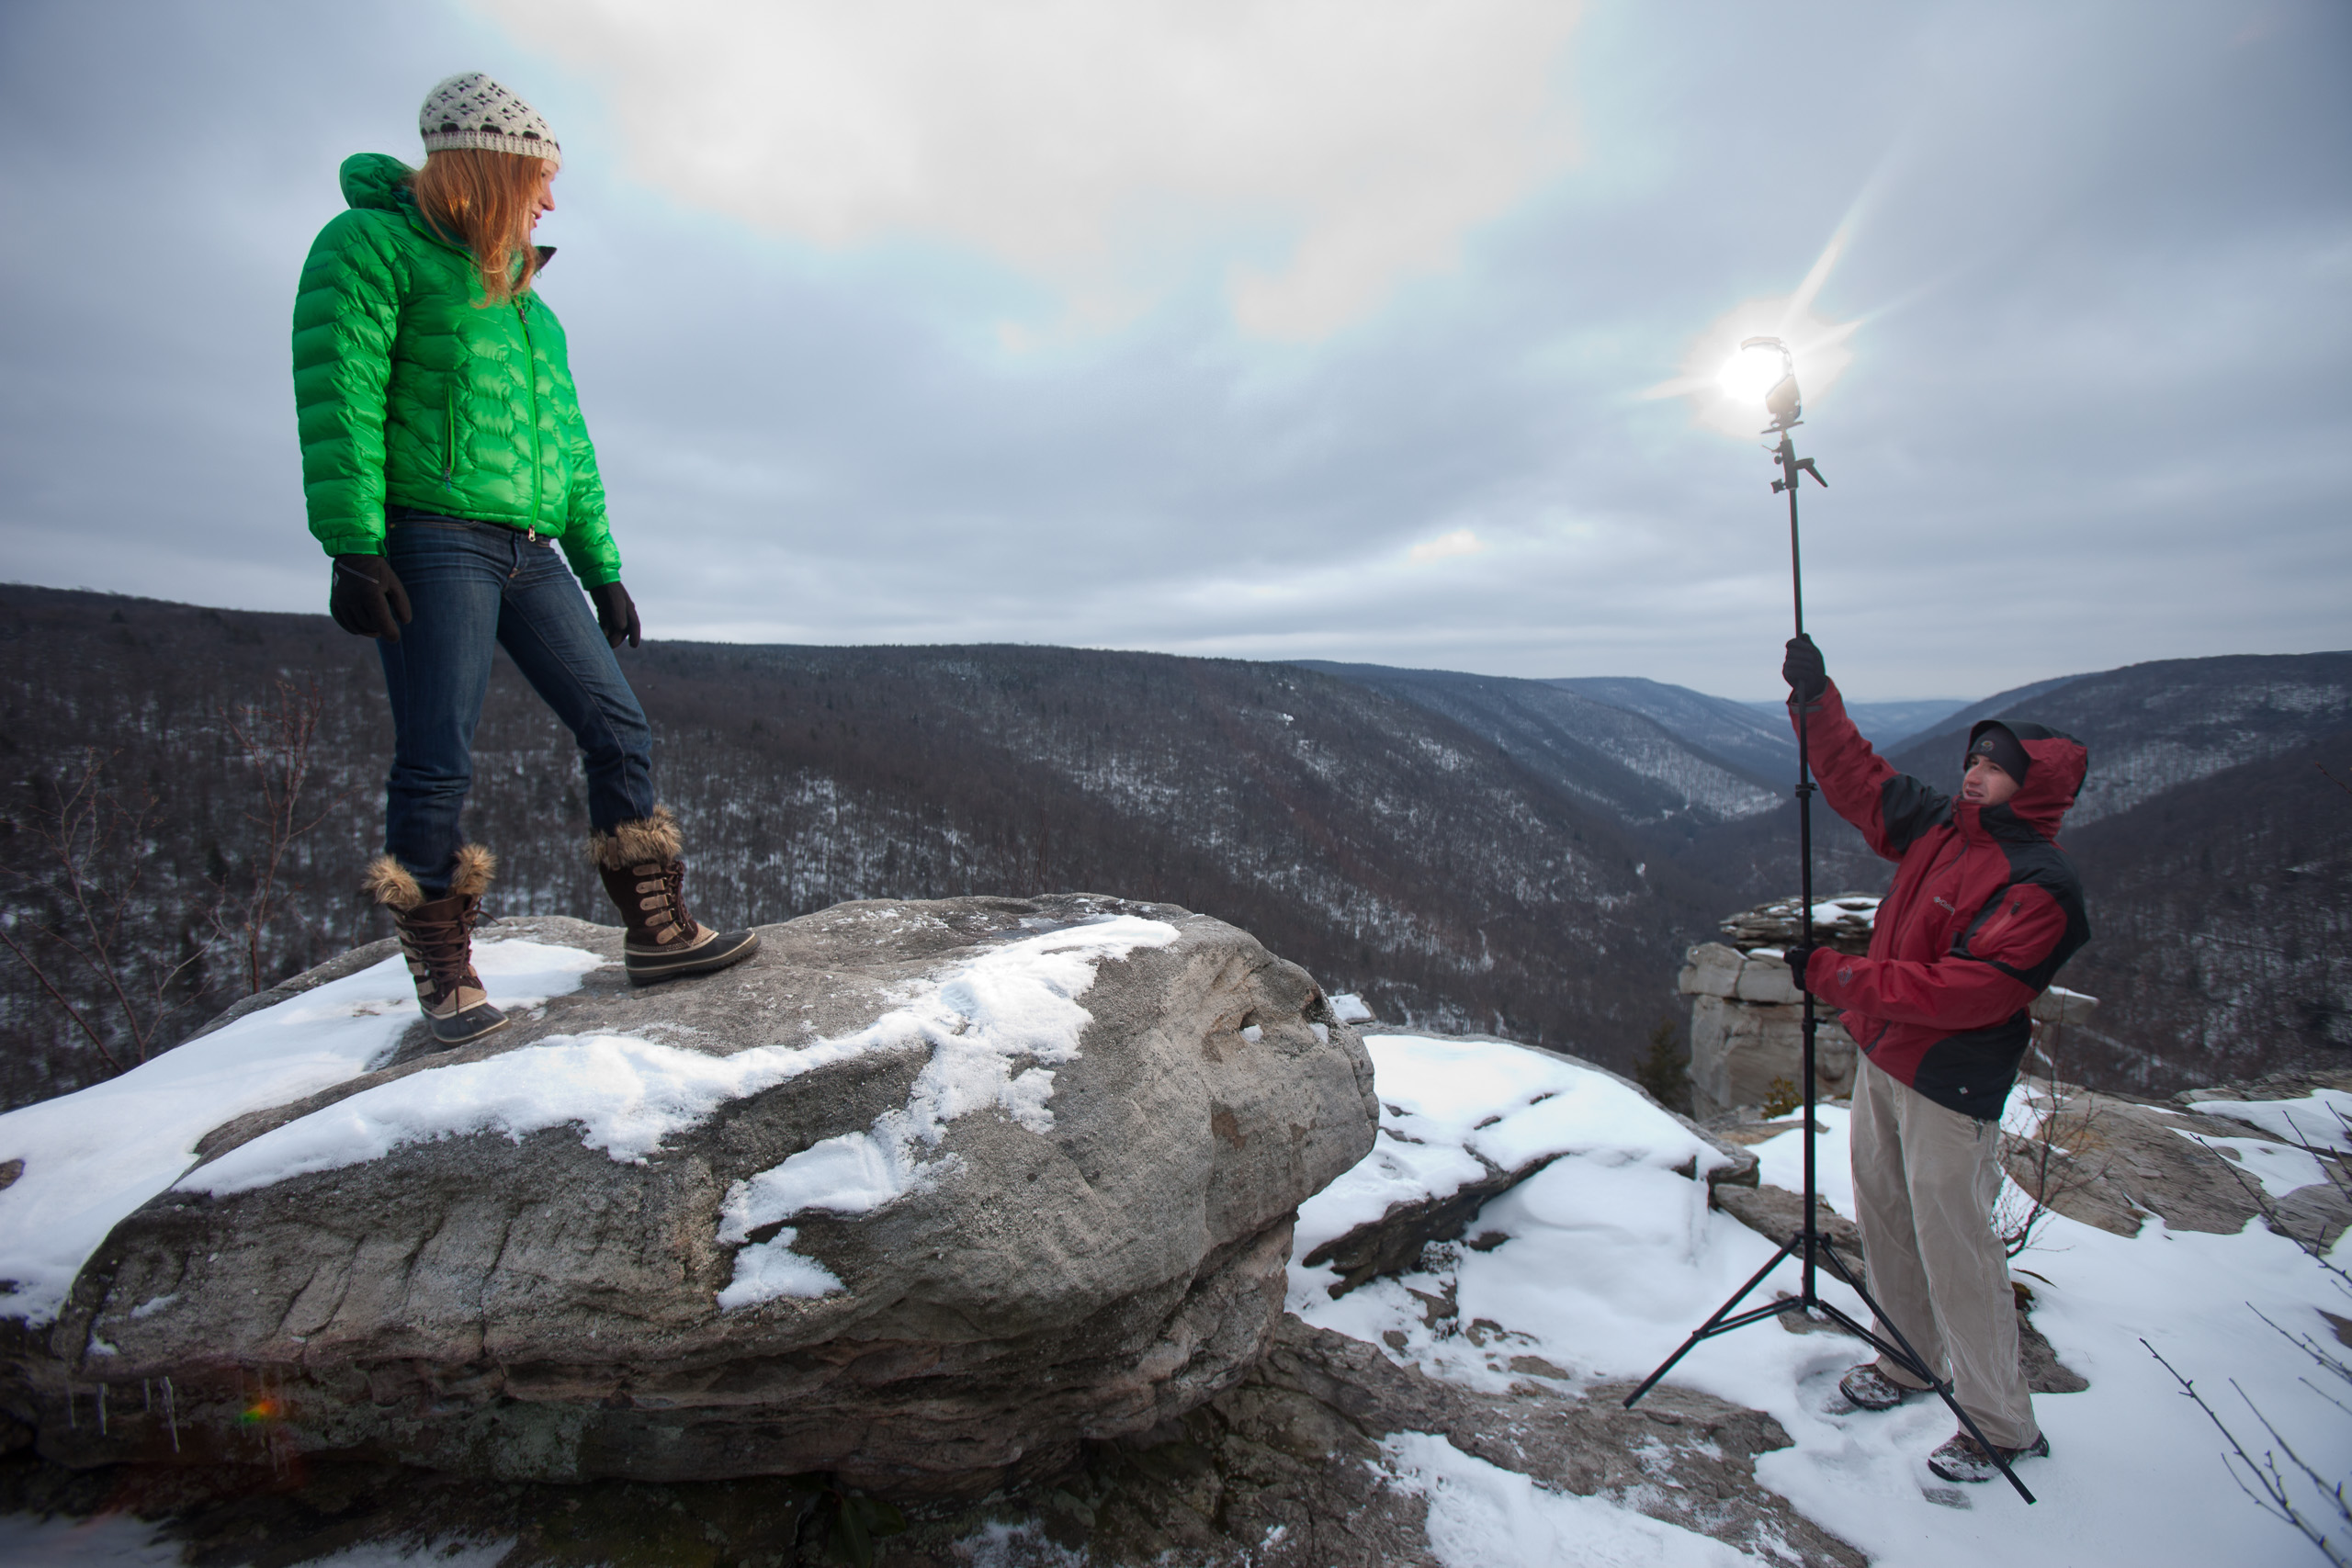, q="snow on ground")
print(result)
[0,915,1180,1330]
[1381,1430,1755,1567]
[7,983,2346,1565]
[711,913,1179,1306]
[2195,1088,2352,1155]
[1292,1033,2351,1568]
[0,939,601,1325]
